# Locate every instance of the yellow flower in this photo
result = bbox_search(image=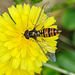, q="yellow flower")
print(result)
[0,3,59,74]
[0,62,34,75]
